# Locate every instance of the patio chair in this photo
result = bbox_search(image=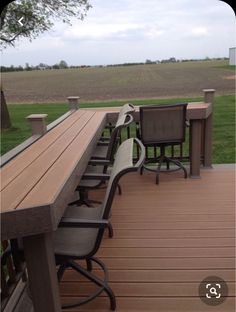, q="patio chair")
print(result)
[94,112,134,161]
[118,103,135,118]
[54,138,145,310]
[138,103,188,184]
[68,113,134,207]
[103,103,135,137]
